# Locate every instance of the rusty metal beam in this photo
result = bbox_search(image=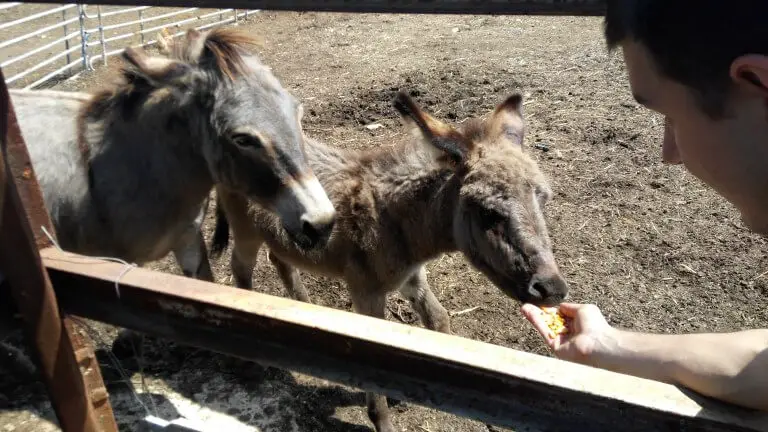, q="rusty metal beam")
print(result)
[0,68,117,432]
[1,0,606,15]
[43,247,768,432]
[0,107,4,230]
[2,86,53,252]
